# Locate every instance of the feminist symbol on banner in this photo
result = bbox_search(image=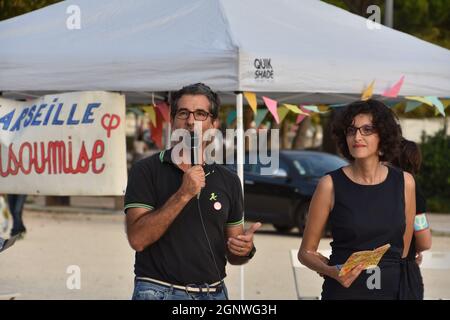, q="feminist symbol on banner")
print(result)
[101,114,120,138]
